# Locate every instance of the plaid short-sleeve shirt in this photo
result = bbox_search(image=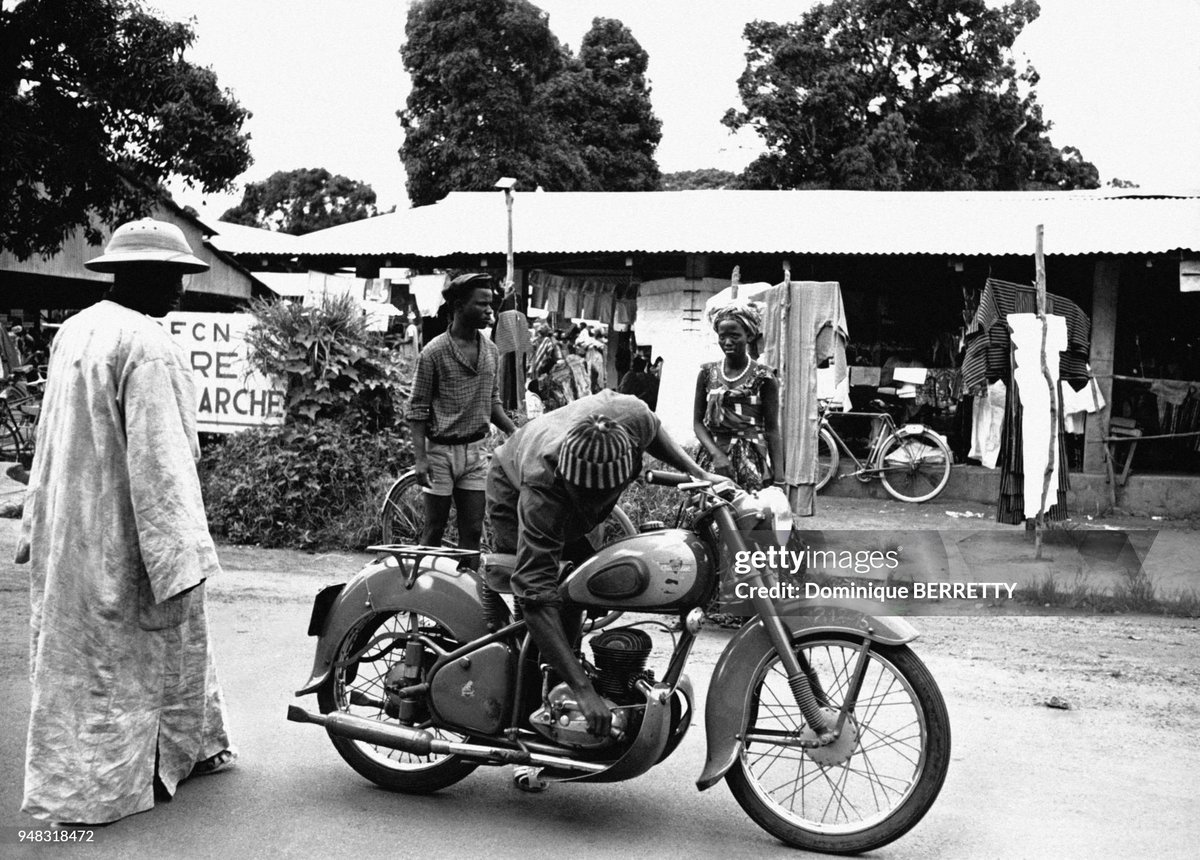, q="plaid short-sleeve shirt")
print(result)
[406,331,502,441]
